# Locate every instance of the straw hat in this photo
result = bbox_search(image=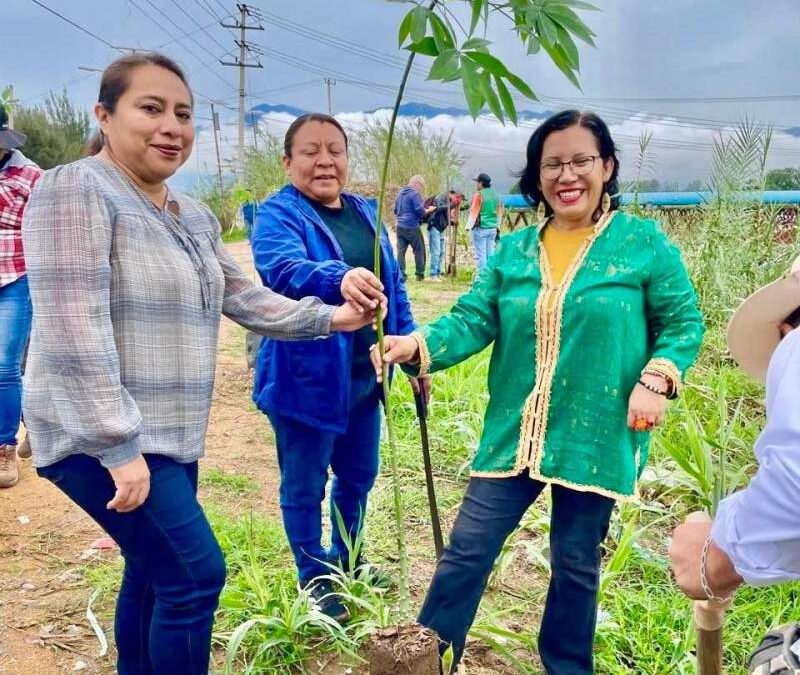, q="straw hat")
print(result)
[727,255,800,383]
